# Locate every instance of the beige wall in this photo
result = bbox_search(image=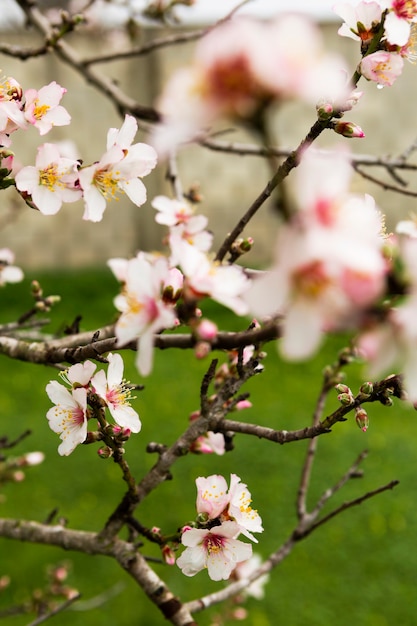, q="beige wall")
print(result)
[0,23,416,269]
